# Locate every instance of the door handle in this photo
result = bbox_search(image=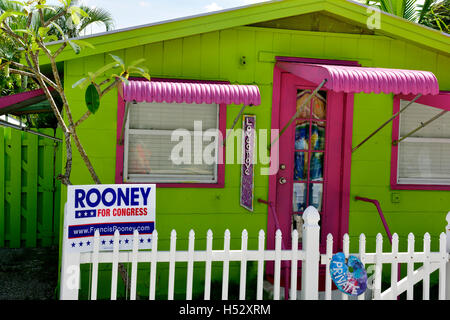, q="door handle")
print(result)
[279,177,287,185]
